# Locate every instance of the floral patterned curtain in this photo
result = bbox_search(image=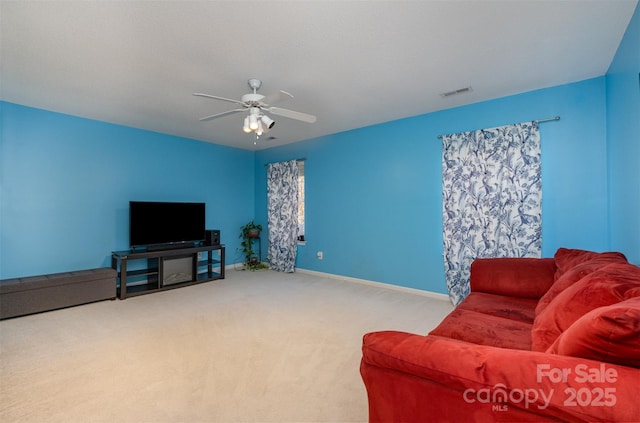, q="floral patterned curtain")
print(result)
[442,122,542,305]
[267,160,299,272]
